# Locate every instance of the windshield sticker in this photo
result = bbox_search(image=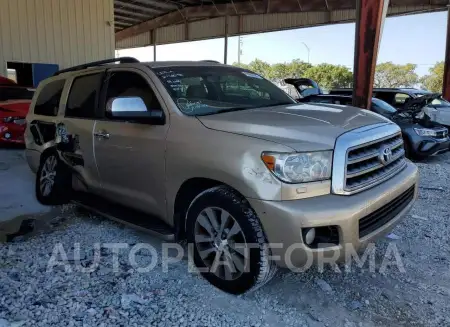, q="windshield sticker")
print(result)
[156,70,184,79]
[242,72,263,79]
[177,98,209,114]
